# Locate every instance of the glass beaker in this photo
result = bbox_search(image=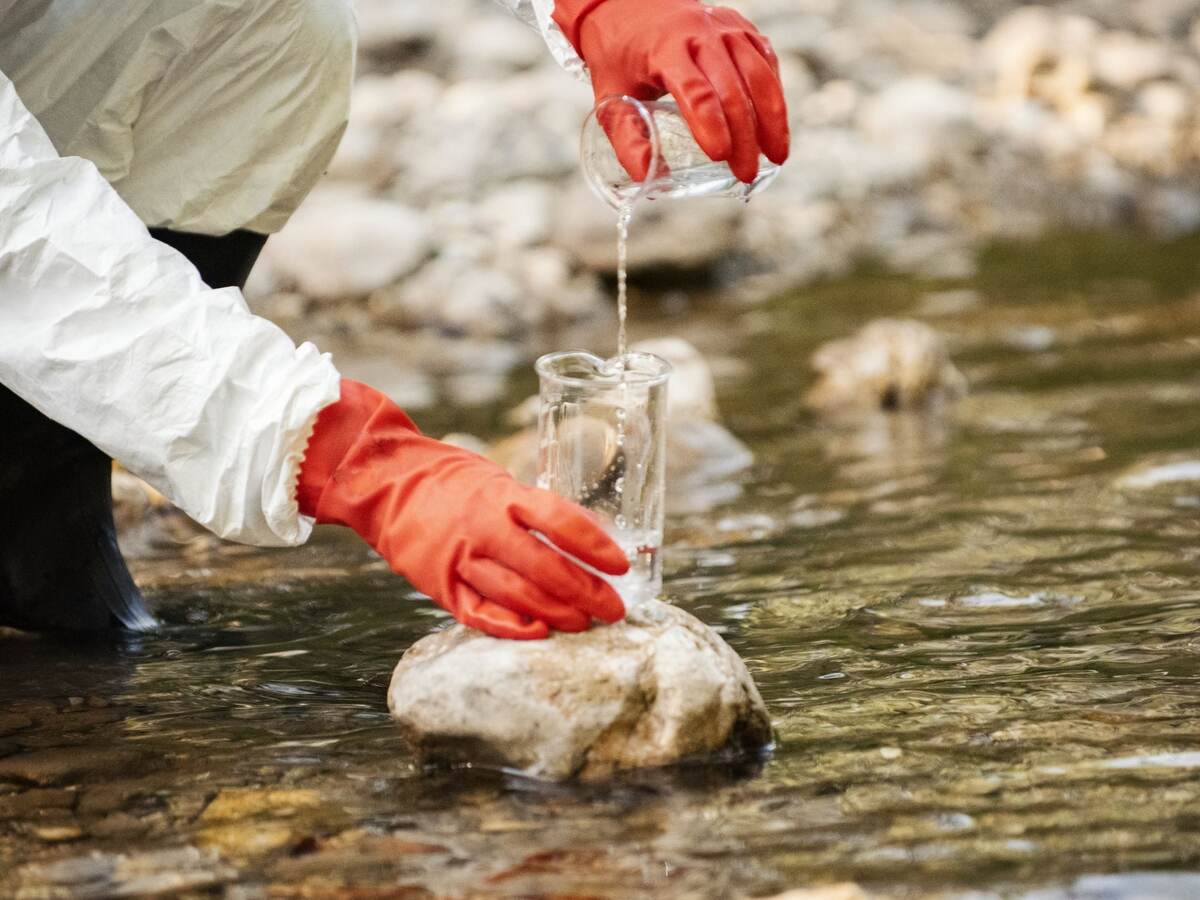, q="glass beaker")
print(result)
[581,95,781,210]
[536,351,671,608]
